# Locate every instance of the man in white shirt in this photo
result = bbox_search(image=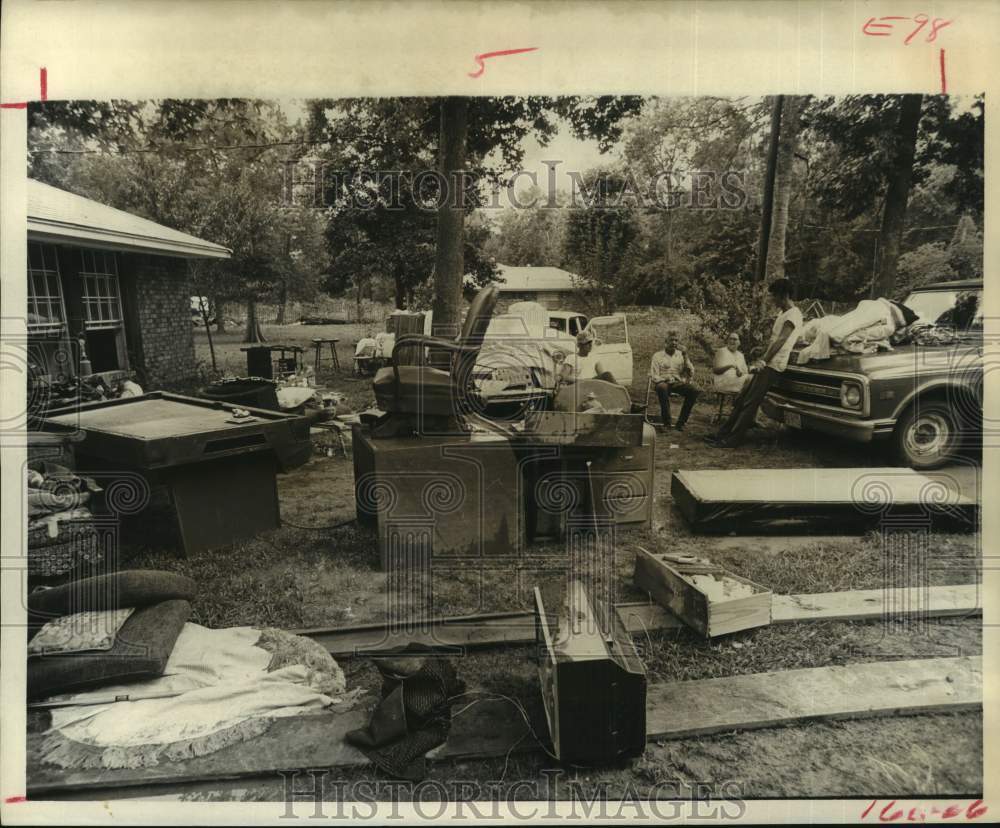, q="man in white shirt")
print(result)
[706,278,803,448]
[649,331,700,431]
[560,328,616,384]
